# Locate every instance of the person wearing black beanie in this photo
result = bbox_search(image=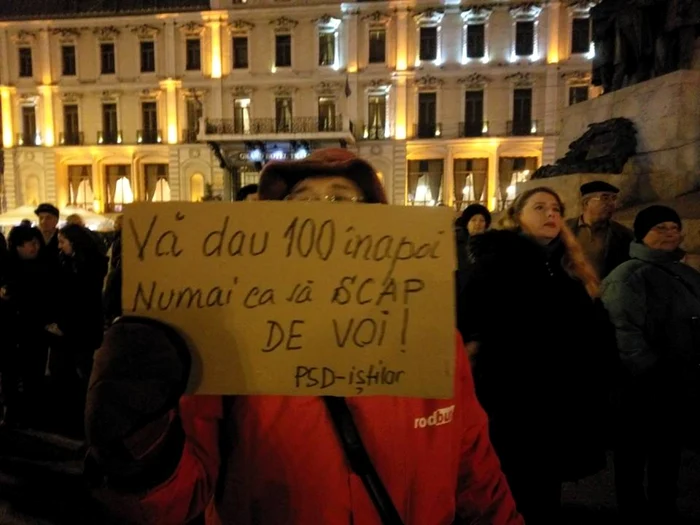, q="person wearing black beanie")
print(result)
[601,204,700,523]
[456,204,492,236]
[455,204,492,293]
[632,205,682,245]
